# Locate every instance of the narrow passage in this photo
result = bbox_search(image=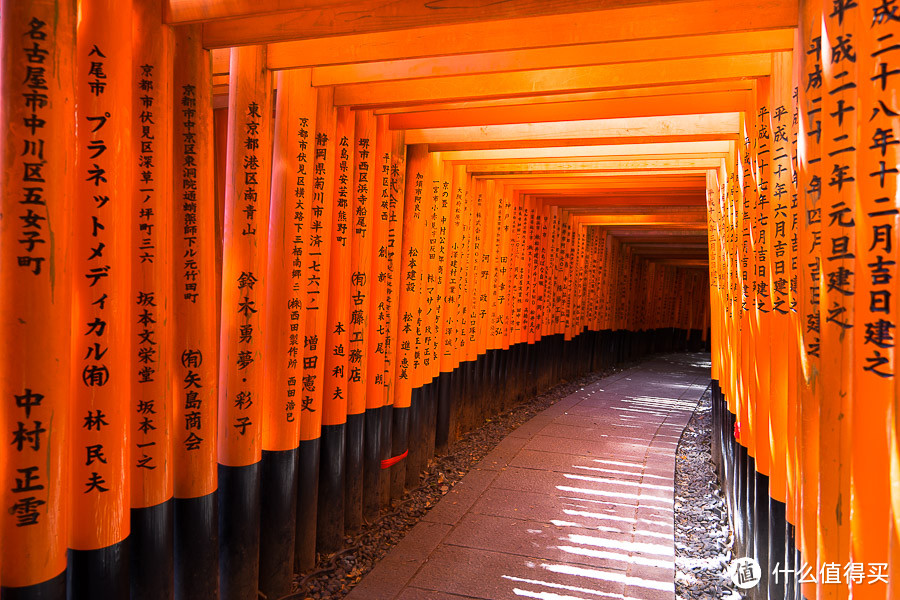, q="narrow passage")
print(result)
[348,353,711,600]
